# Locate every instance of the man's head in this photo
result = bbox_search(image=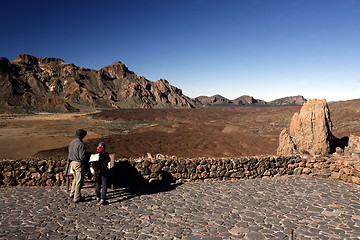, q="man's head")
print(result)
[75,129,87,140]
